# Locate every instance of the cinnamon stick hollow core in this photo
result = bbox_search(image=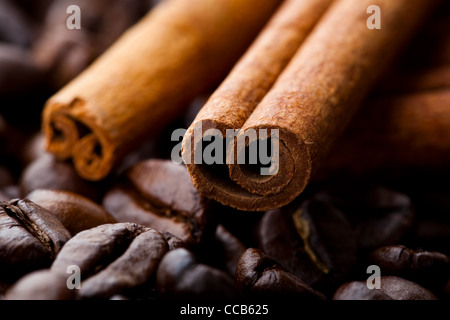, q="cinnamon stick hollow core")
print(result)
[42,0,283,180]
[182,0,440,211]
